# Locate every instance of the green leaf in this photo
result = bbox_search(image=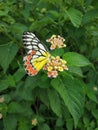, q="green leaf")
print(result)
[51,75,85,127]
[56,118,64,127]
[51,48,64,57]
[0,43,18,72]
[66,8,83,28]
[13,67,26,83]
[82,9,98,25]
[30,17,54,31]
[7,75,16,87]
[63,52,92,67]
[0,10,8,16]
[8,102,24,114]
[39,89,49,107]
[3,114,17,130]
[48,89,62,117]
[68,66,83,77]
[86,86,98,103]
[18,118,30,130]
[38,123,50,130]
[10,23,28,37]
[16,76,38,100]
[0,79,9,92]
